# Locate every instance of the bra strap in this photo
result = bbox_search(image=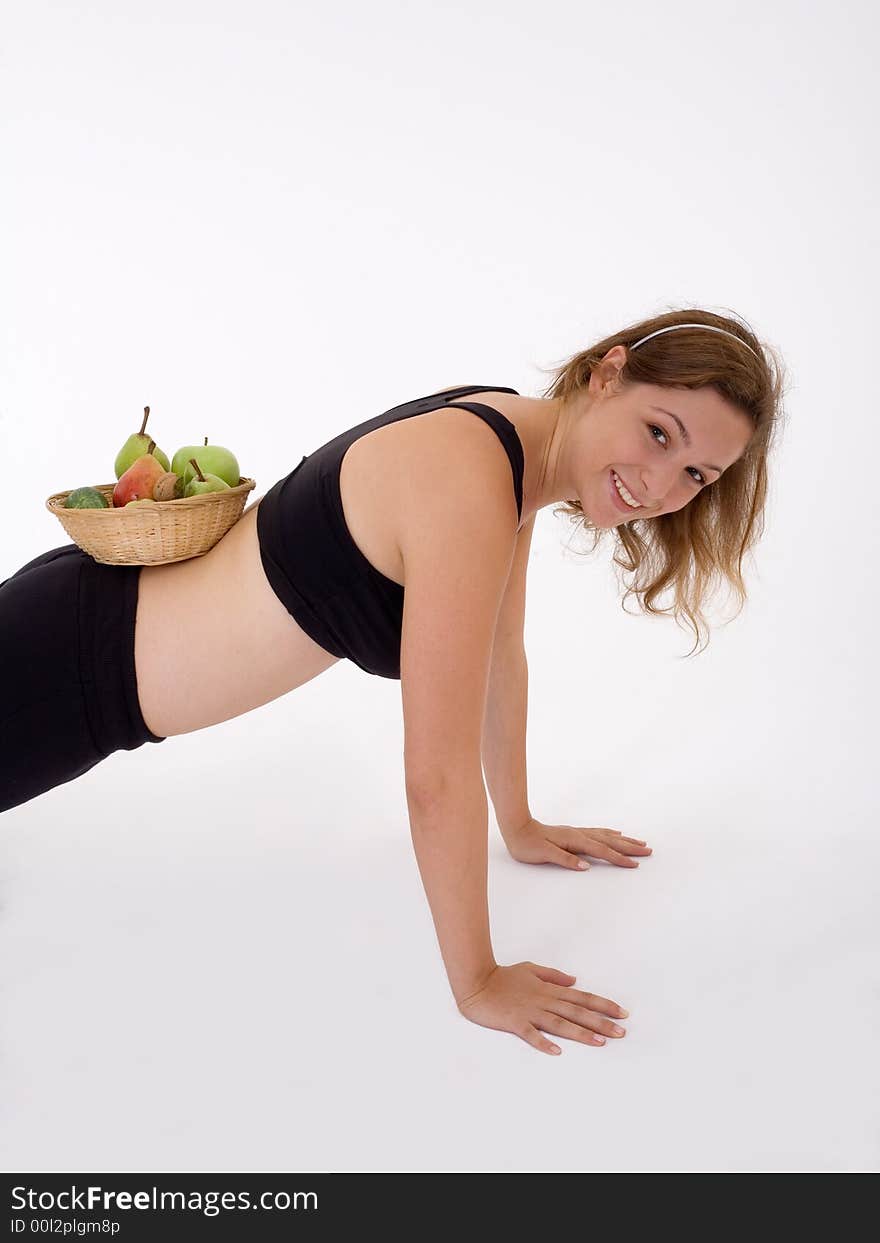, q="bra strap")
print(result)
[442,400,525,522]
[425,384,519,401]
